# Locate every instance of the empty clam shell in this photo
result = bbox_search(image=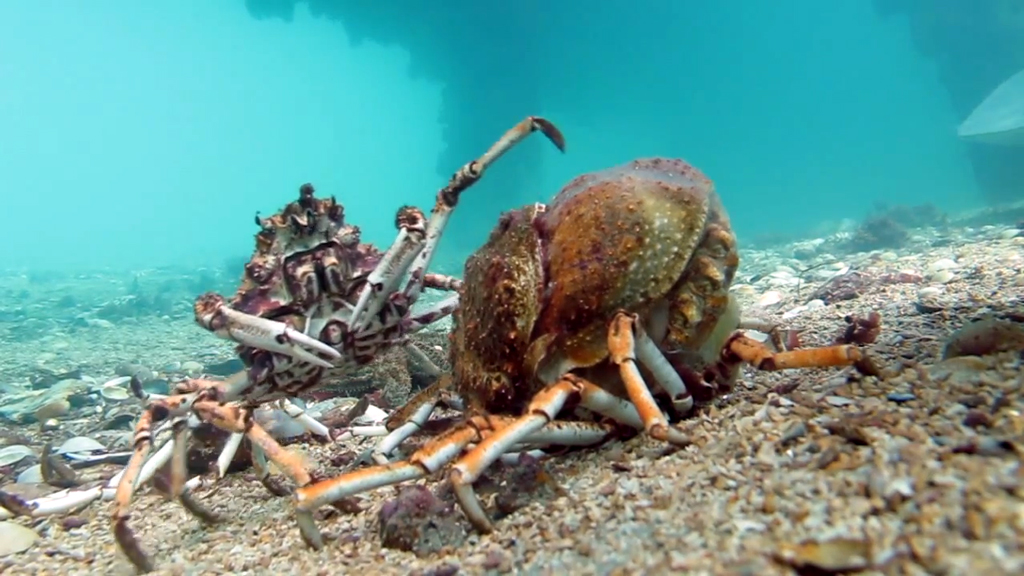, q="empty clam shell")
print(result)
[16,464,43,484]
[101,376,132,388]
[100,387,130,402]
[0,445,35,467]
[54,436,106,455]
[0,520,39,556]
